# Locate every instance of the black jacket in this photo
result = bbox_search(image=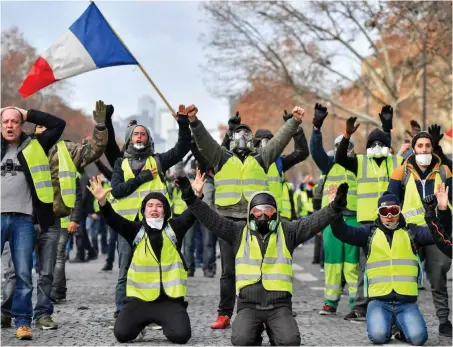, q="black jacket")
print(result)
[425,209,452,259]
[111,116,191,199]
[1,109,66,229]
